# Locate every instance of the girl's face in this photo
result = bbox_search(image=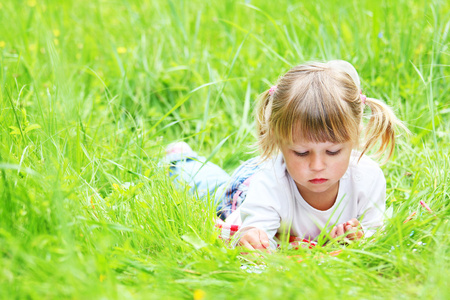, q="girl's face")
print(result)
[280,140,353,208]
